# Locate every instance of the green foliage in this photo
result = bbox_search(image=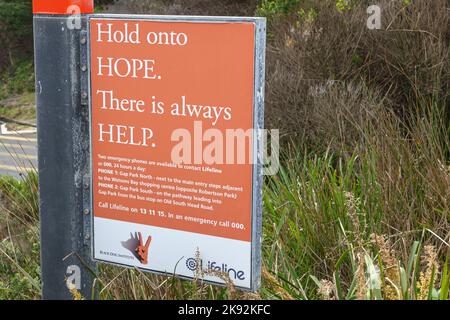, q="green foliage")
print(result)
[0,171,39,224]
[95,0,118,12]
[297,7,317,22]
[257,0,302,17]
[263,147,449,300]
[0,0,34,100]
[257,0,355,17]
[0,0,32,37]
[0,0,33,70]
[311,235,450,300]
[262,151,381,298]
[0,171,40,299]
[335,0,354,12]
[0,60,35,99]
[0,150,448,300]
[0,228,41,300]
